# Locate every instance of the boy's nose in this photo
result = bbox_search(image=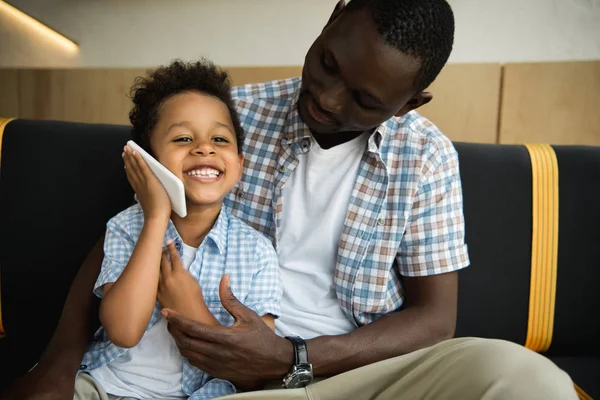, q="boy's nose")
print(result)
[192,141,216,155]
